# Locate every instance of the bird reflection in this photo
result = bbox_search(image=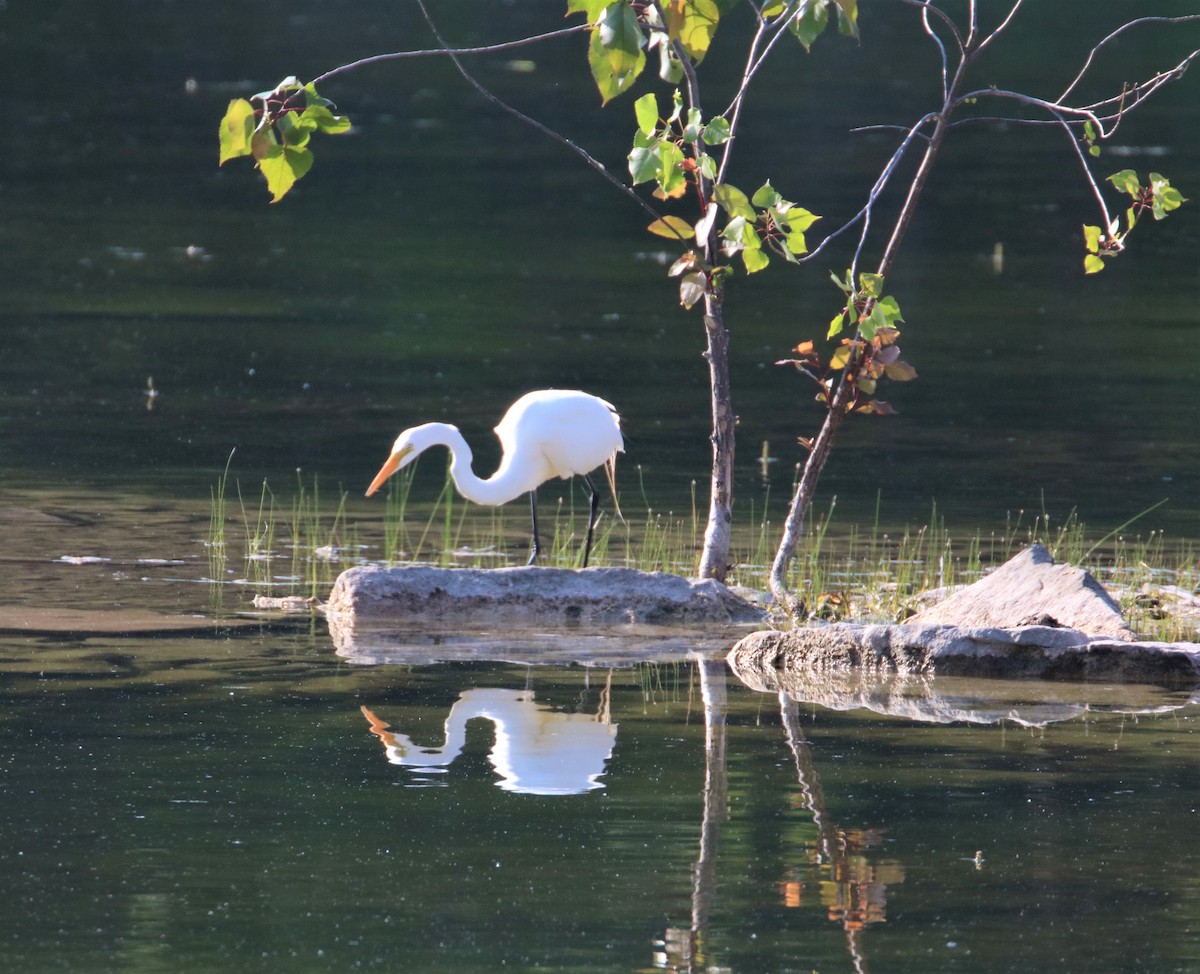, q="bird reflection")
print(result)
[361,685,617,796]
